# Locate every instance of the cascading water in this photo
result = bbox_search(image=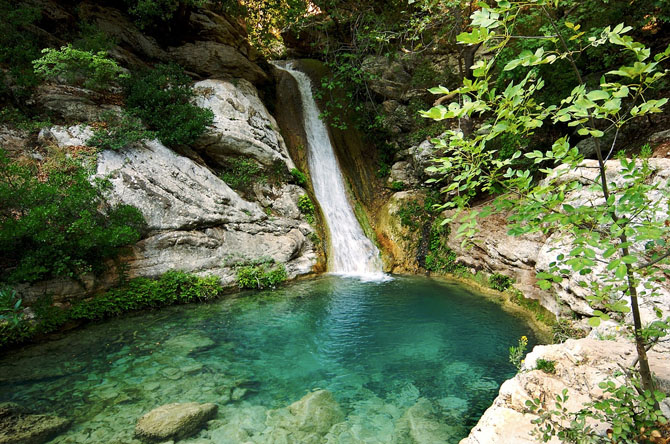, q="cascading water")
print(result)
[275,62,383,276]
